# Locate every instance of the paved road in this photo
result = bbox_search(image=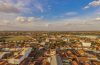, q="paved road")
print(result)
[51,55,58,65]
[50,55,63,65]
[56,55,63,65]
